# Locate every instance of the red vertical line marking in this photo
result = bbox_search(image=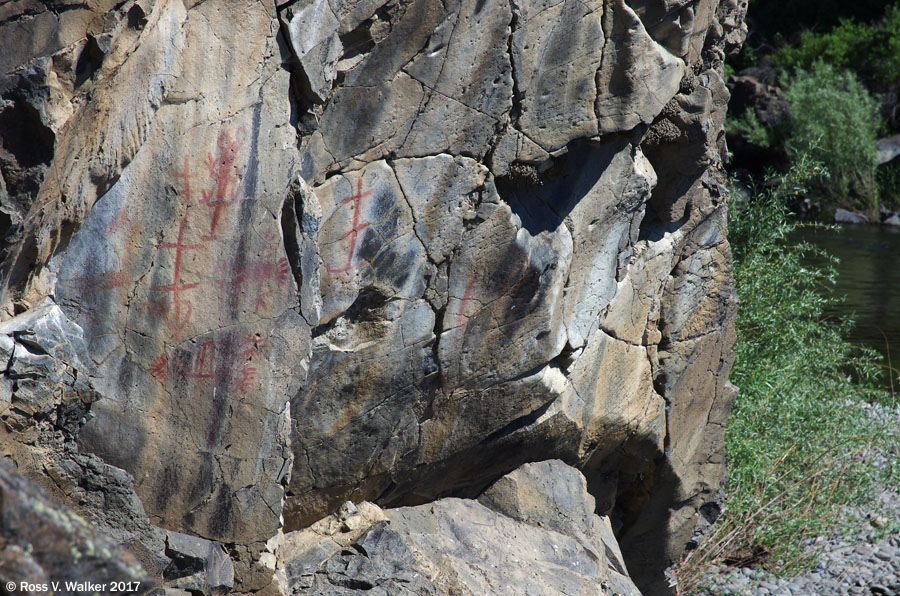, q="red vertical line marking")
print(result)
[201,130,243,241]
[173,157,193,202]
[150,215,203,339]
[189,340,216,379]
[456,276,477,331]
[326,178,374,274]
